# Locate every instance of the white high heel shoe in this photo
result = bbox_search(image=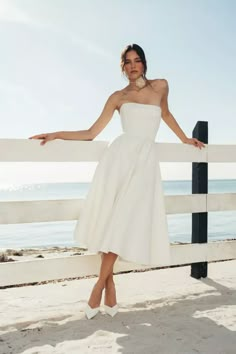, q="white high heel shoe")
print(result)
[84,304,100,319]
[104,304,118,317]
[85,282,104,319]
